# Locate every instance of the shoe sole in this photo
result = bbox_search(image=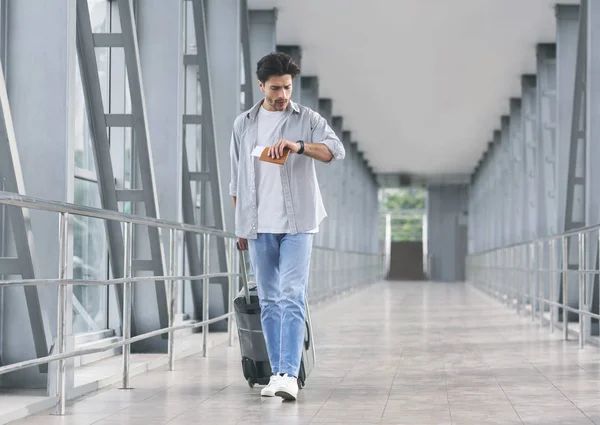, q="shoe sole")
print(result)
[275,390,297,401]
[261,392,276,397]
